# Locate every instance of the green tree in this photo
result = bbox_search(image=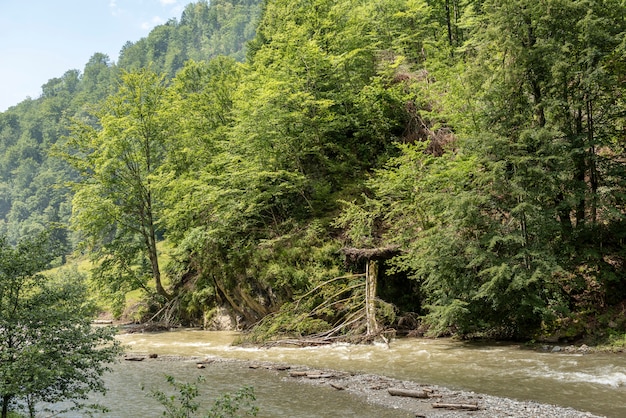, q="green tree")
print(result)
[78,53,117,104]
[160,56,311,323]
[340,0,626,338]
[459,0,626,328]
[148,375,258,418]
[0,232,121,418]
[62,68,172,307]
[161,0,445,331]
